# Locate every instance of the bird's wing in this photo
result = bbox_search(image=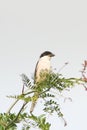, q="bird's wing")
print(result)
[34,61,39,83]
